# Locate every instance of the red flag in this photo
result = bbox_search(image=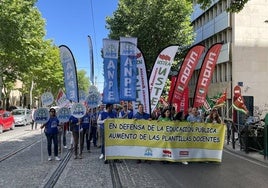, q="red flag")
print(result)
[171,45,205,103]
[159,97,169,107]
[213,88,227,108]
[233,95,249,114]
[193,43,223,108]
